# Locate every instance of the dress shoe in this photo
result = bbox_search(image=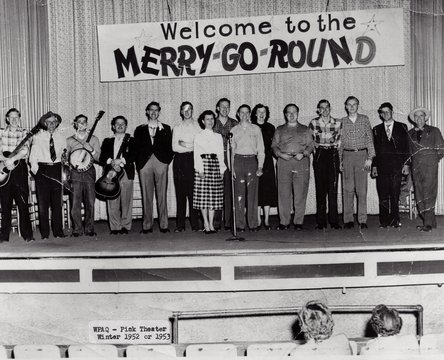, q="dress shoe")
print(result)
[236,227,245,233]
[24,237,35,242]
[420,225,432,232]
[192,227,201,232]
[276,224,289,230]
[224,226,231,231]
[54,233,66,238]
[120,228,129,234]
[344,222,354,229]
[359,223,368,229]
[392,222,402,228]
[140,228,153,234]
[264,224,272,230]
[294,224,303,231]
[110,230,119,235]
[71,232,80,238]
[86,231,97,237]
[41,236,49,240]
[315,224,325,230]
[379,225,388,229]
[174,227,185,233]
[249,227,259,232]
[160,228,170,233]
[331,224,342,230]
